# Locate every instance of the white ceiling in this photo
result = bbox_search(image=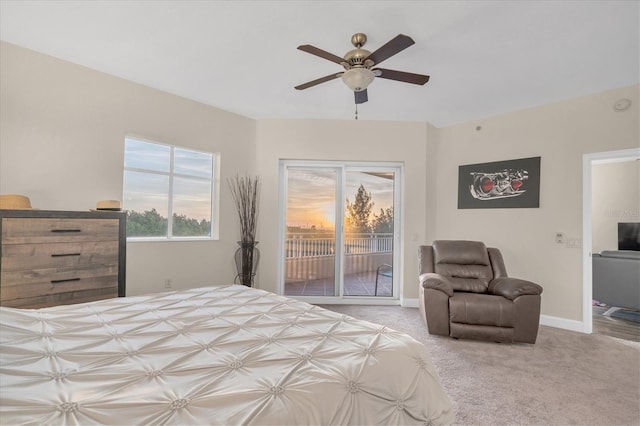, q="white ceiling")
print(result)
[1,1,638,127]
